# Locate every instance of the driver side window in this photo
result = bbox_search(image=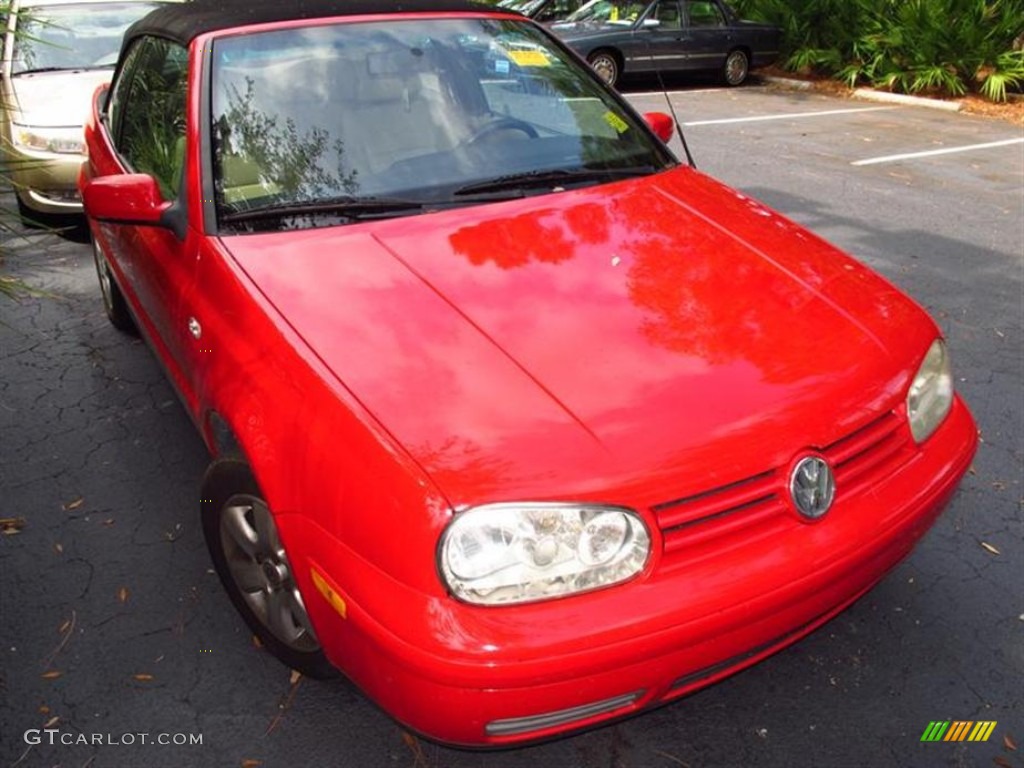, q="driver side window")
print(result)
[115,36,188,199]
